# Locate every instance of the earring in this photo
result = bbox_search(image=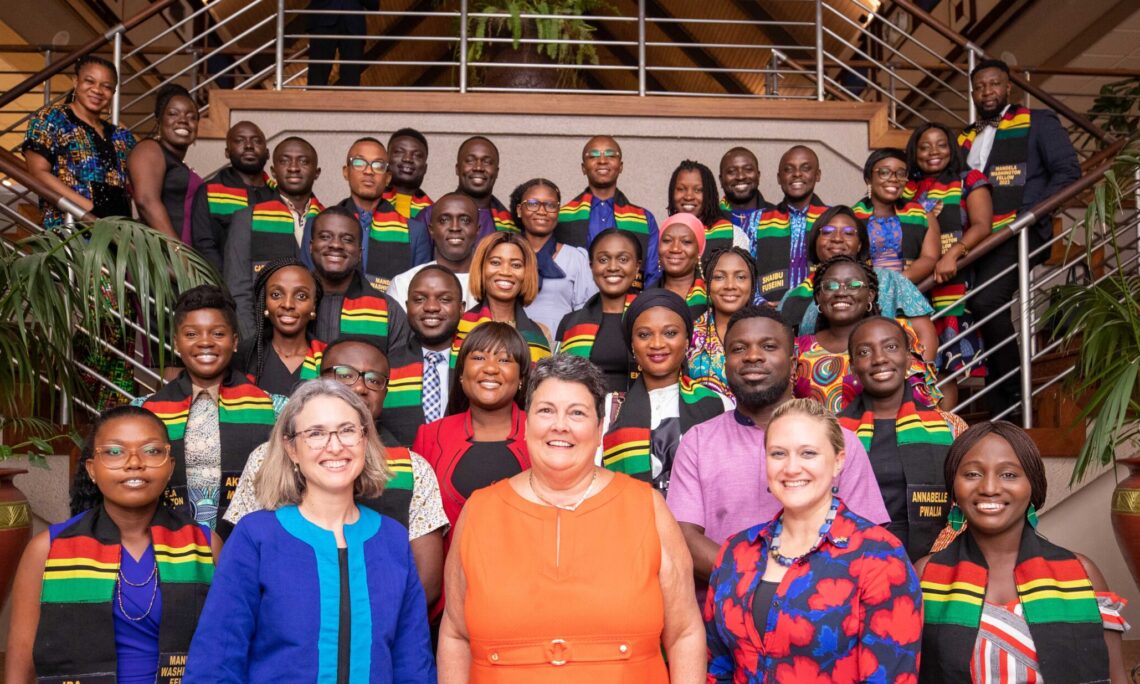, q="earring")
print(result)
[831,485,839,495]
[309,311,317,319]
[947,503,965,531]
[1026,503,1039,528]
[263,309,270,318]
